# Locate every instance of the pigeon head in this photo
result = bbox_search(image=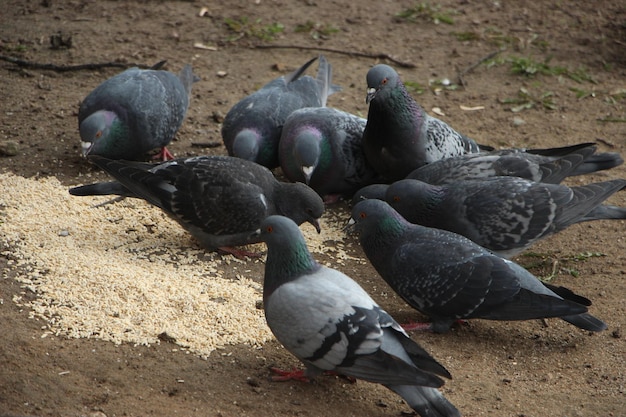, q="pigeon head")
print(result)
[350,183,388,207]
[365,64,401,104]
[79,110,124,157]
[258,215,319,296]
[232,128,262,161]
[350,199,408,239]
[385,179,444,219]
[275,182,324,234]
[293,128,323,184]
